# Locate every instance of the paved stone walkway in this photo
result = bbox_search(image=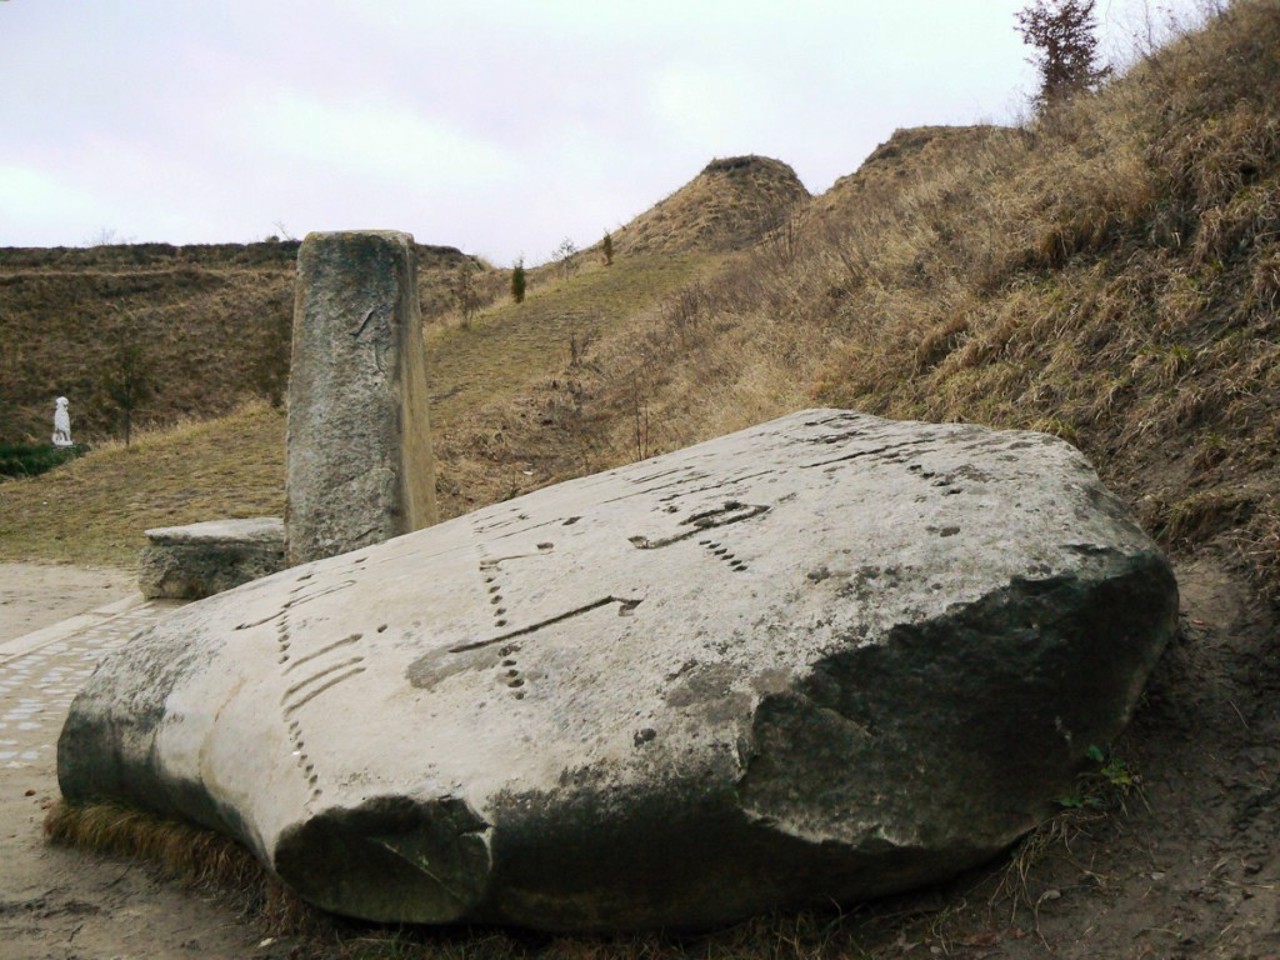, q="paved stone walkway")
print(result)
[0,594,185,773]
[0,591,288,960]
